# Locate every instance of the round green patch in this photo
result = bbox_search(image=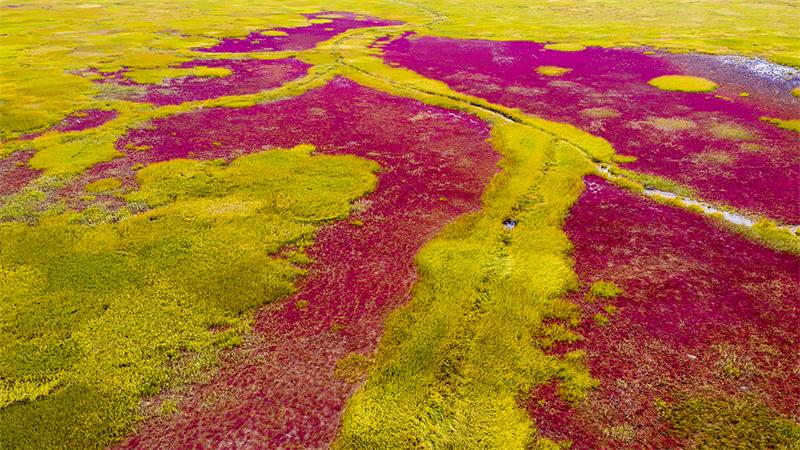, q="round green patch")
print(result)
[648,75,719,92]
[543,43,586,52]
[260,30,288,37]
[580,107,621,119]
[536,65,571,76]
[85,177,122,193]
